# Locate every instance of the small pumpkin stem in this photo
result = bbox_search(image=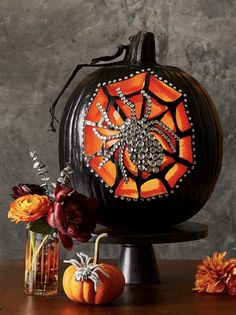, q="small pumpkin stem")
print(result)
[93,233,108,265]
